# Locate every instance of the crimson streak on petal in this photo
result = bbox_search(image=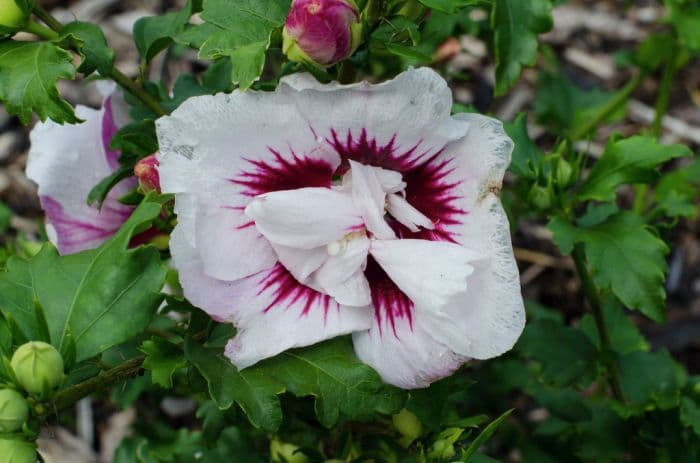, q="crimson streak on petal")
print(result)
[230,147,334,197]
[259,263,336,320]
